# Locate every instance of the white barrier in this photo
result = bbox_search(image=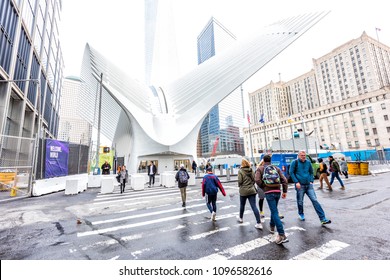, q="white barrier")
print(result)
[188,174,196,186]
[131,174,145,191]
[88,175,102,188]
[100,178,115,194]
[160,172,176,188]
[65,179,79,195]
